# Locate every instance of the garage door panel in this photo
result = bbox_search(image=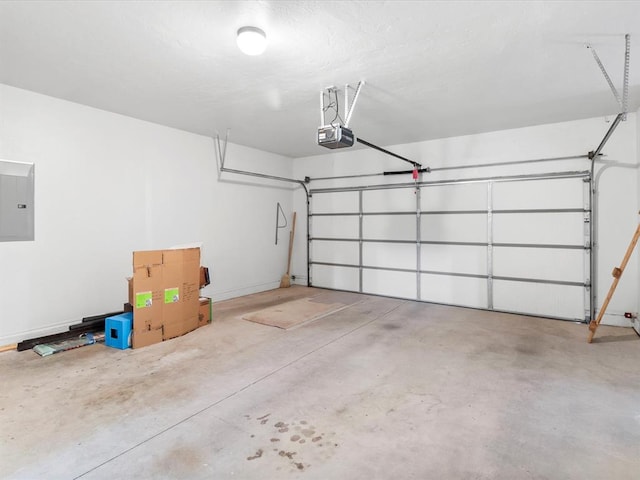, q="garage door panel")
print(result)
[421,183,487,211]
[421,274,487,308]
[493,212,584,245]
[493,247,584,282]
[363,189,416,212]
[493,178,584,210]
[312,215,359,239]
[363,243,416,270]
[363,215,415,240]
[311,265,359,291]
[363,269,416,299]
[310,174,588,321]
[421,214,487,242]
[493,281,584,320]
[312,191,359,213]
[312,241,359,265]
[421,244,487,275]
